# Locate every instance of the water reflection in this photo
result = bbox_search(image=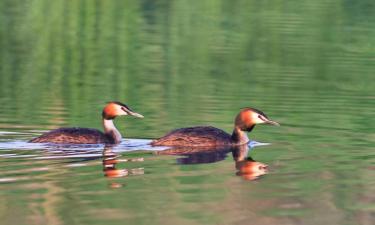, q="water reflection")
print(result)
[158,144,268,180]
[232,145,269,181]
[102,145,145,188]
[103,146,129,178]
[0,136,268,184]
